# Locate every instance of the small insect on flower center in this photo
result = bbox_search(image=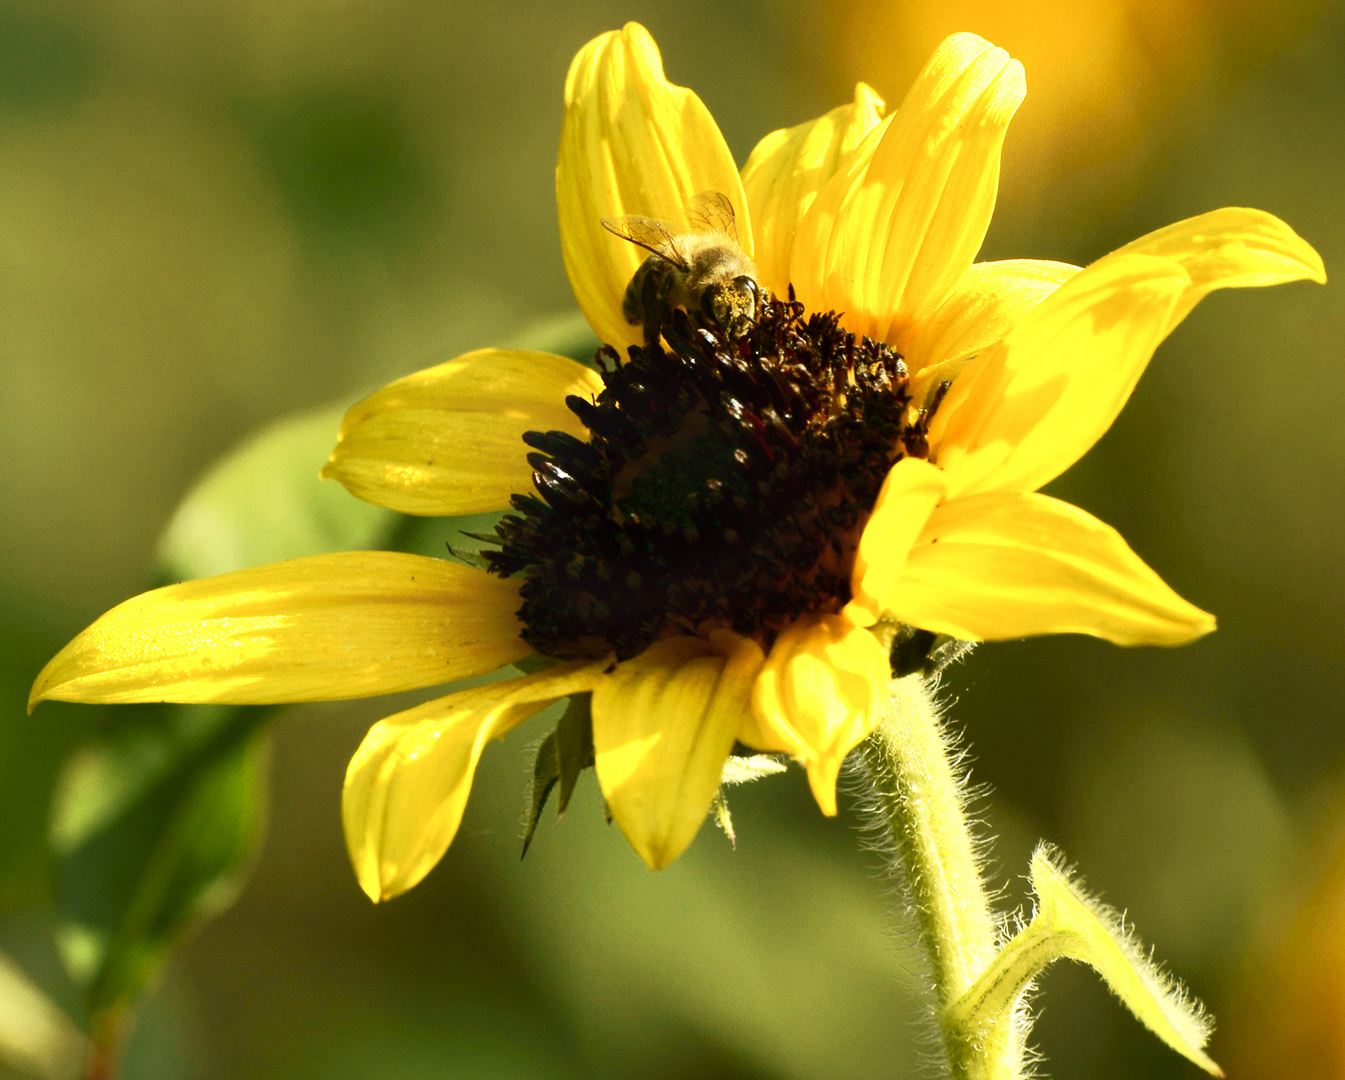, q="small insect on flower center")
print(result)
[486,295,937,660]
[603,191,763,346]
